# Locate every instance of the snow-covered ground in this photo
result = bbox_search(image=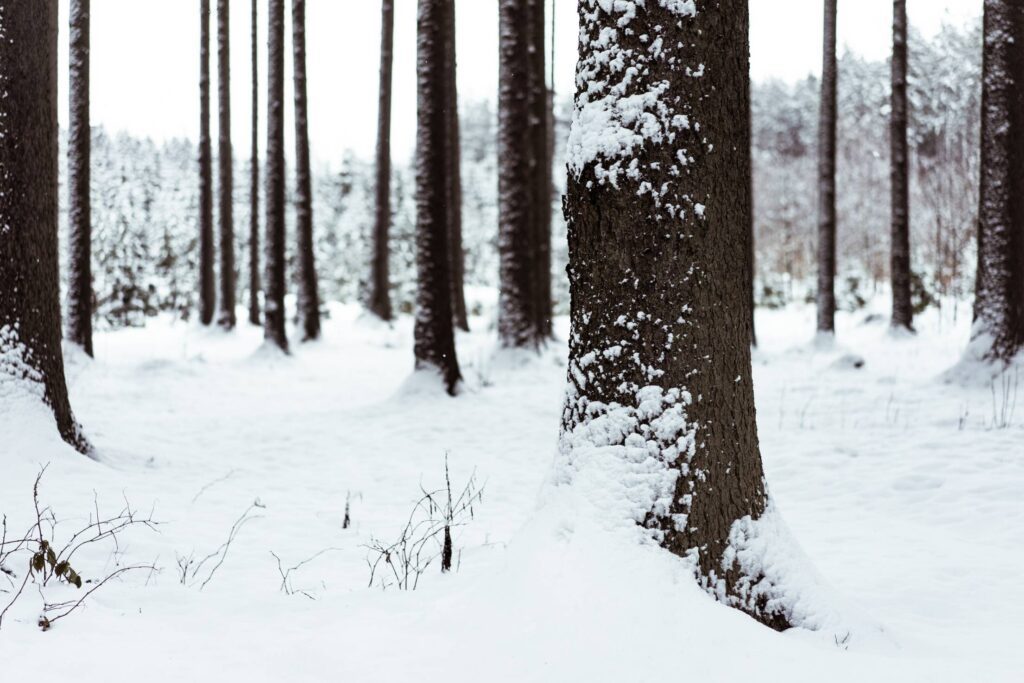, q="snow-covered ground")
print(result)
[1,295,1021,681]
